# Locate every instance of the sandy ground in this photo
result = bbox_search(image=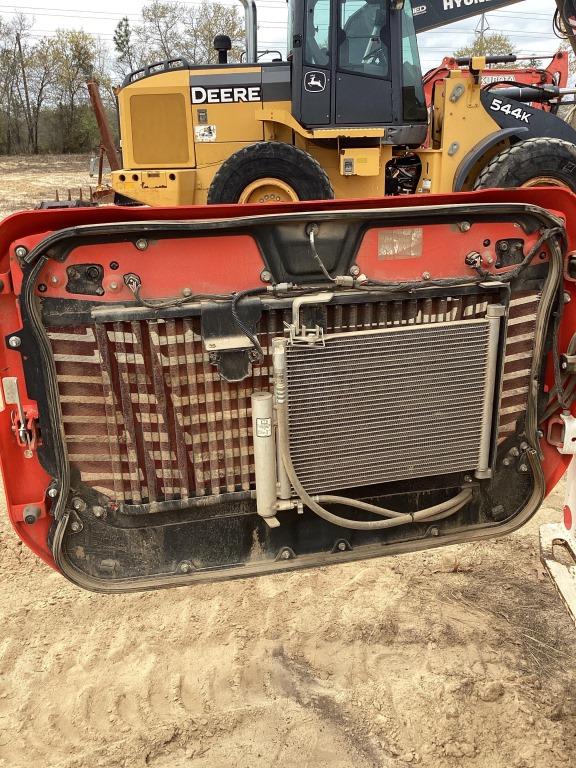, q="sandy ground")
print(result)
[1,157,576,767]
[0,154,97,219]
